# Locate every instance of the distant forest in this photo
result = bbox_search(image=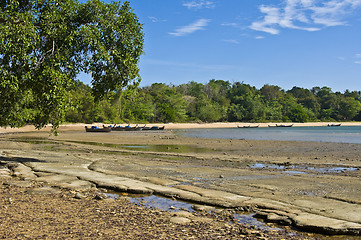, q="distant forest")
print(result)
[65,80,361,124]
